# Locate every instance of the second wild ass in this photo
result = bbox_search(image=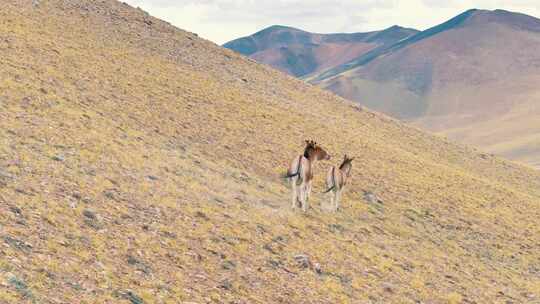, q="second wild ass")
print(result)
[286,140,330,211]
[324,155,354,212]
